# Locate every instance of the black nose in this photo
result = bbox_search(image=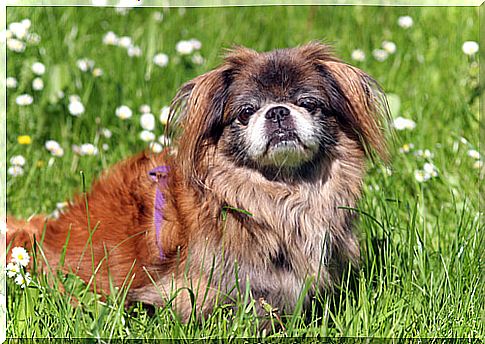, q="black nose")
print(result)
[265,106,290,122]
